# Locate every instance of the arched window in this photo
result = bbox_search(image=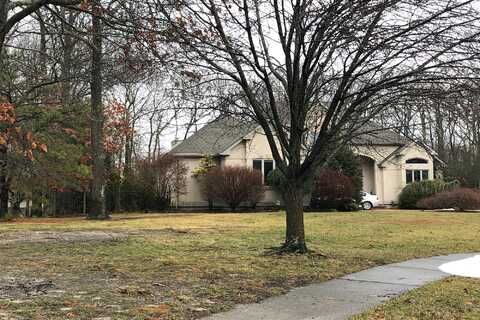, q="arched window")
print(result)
[406,158,428,164]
